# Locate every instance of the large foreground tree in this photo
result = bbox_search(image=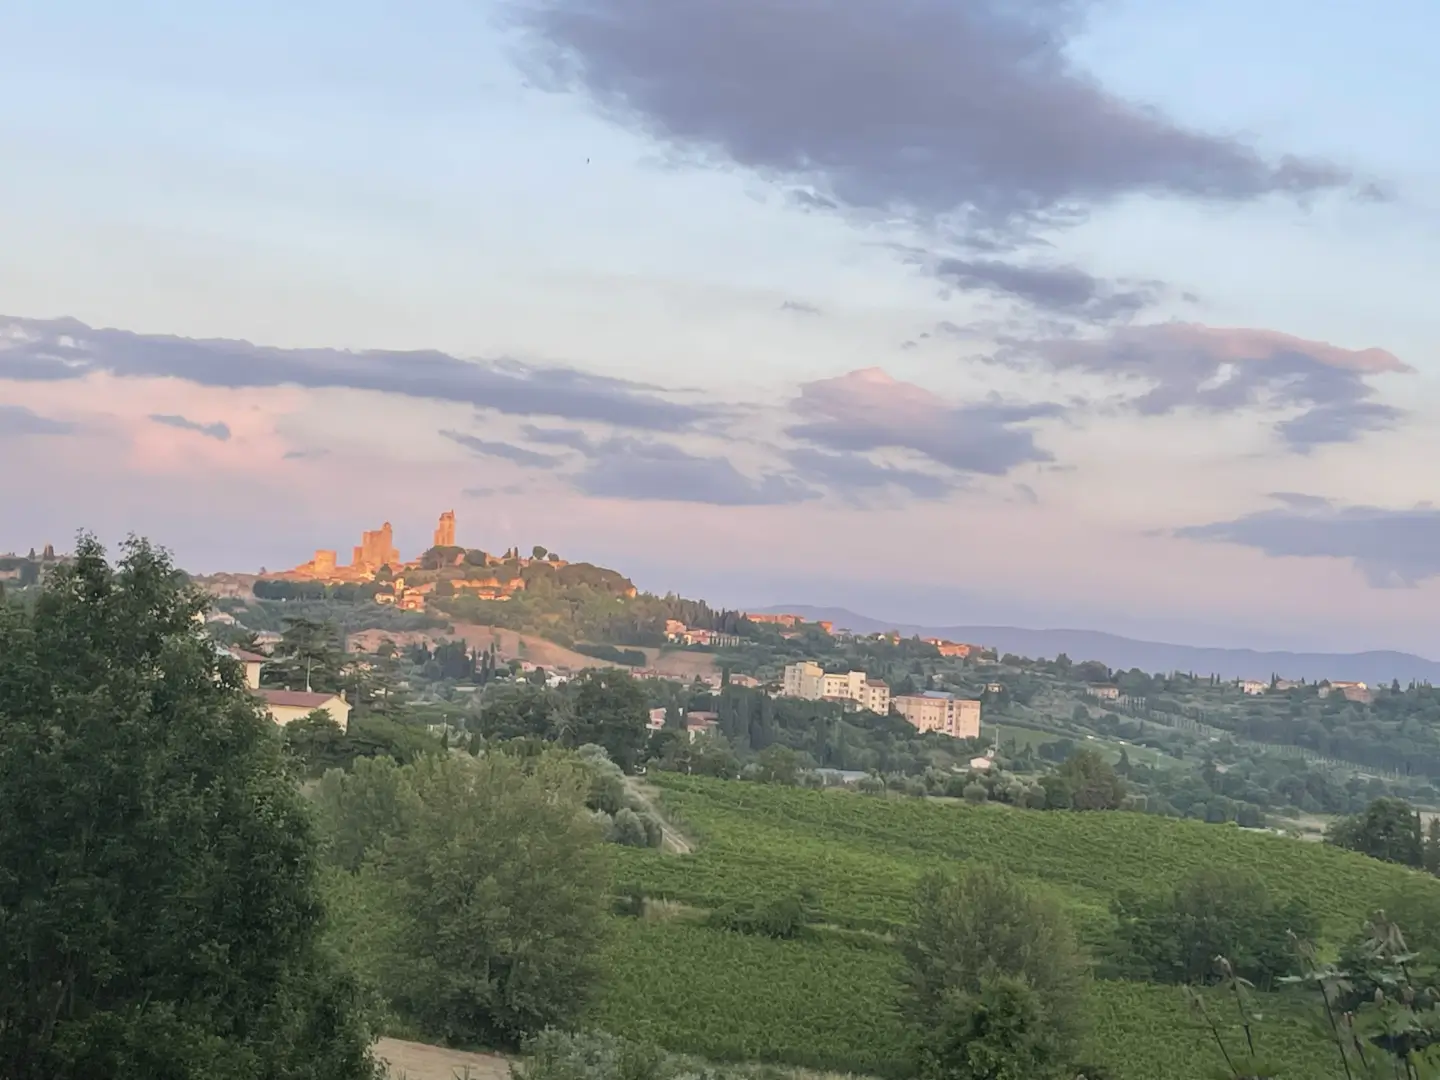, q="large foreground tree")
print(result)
[0,536,377,1079]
